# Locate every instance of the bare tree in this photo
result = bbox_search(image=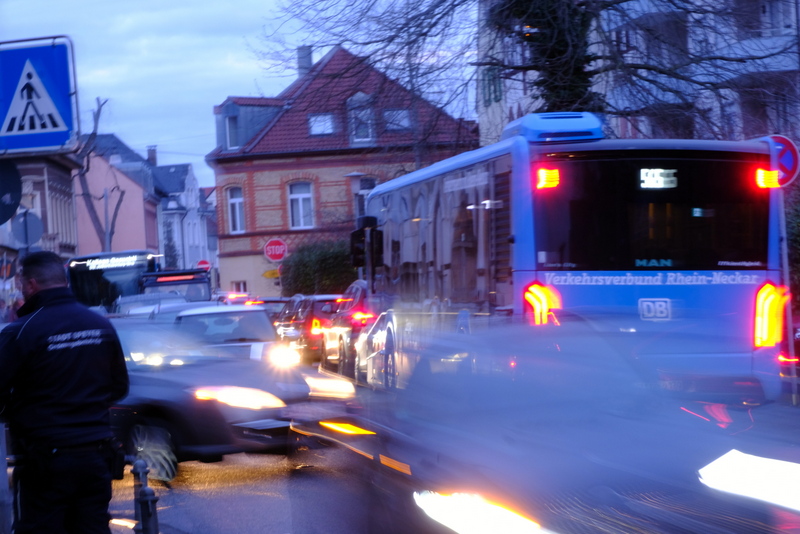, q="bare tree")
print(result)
[261,0,797,141]
[73,97,126,252]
